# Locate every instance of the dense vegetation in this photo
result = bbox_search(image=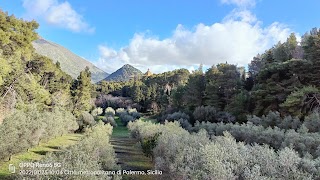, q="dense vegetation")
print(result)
[14,122,119,180]
[0,10,118,179]
[99,30,320,123]
[128,120,320,179]
[100,27,320,179]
